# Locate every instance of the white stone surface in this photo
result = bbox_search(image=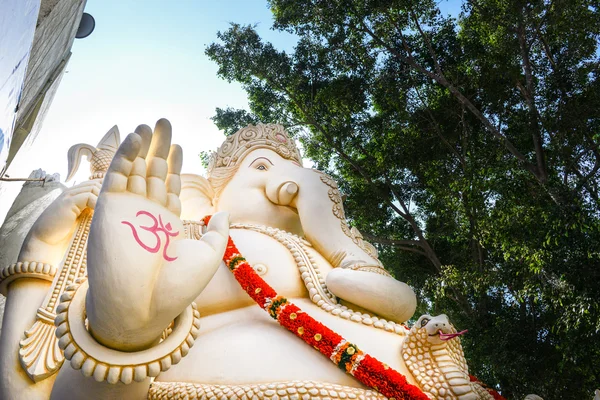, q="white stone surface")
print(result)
[0,170,64,336]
